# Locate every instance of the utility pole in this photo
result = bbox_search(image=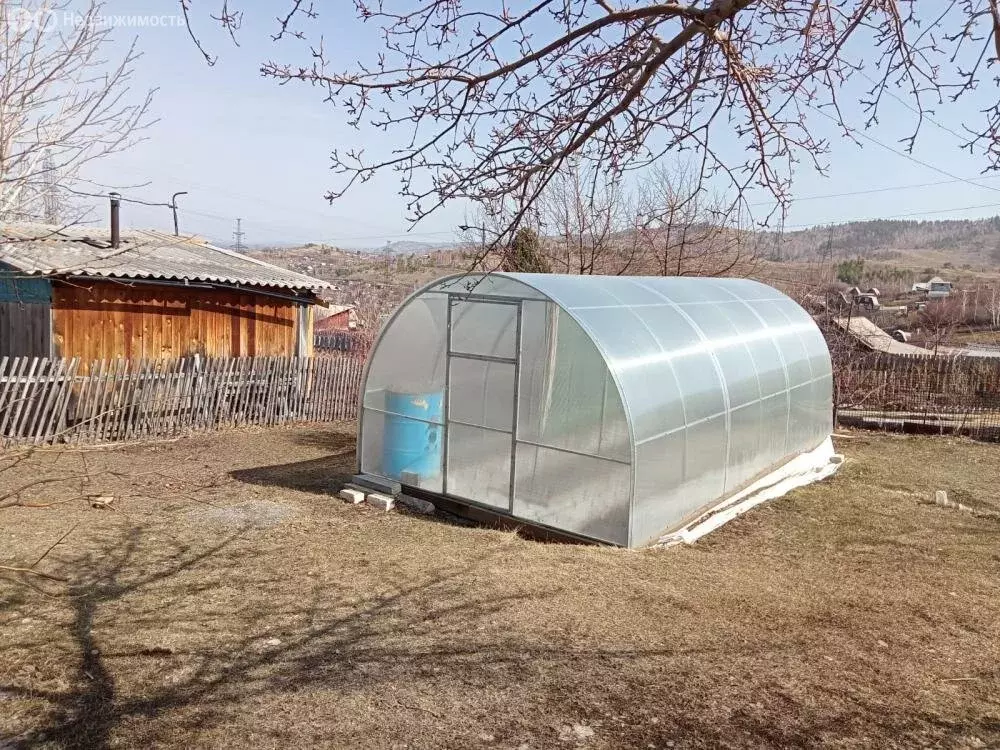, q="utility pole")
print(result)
[42,152,61,224]
[383,241,392,285]
[233,218,245,253]
[170,191,188,235]
[771,217,785,262]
